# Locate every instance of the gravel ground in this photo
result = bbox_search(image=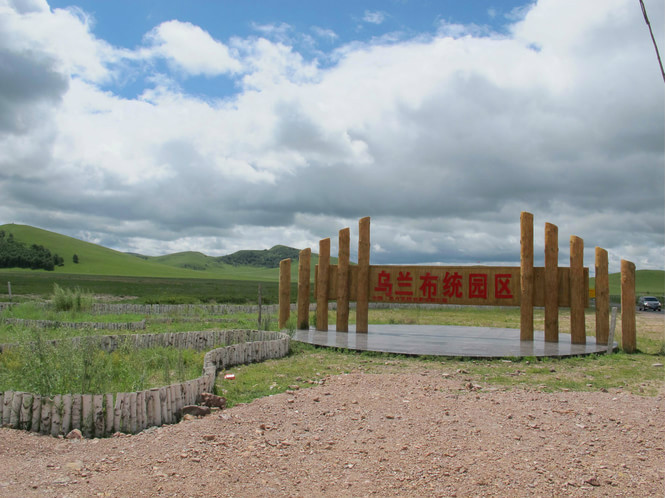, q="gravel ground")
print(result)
[1,371,663,498]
